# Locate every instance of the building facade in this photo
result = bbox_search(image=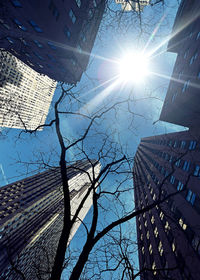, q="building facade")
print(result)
[134,131,200,279]
[159,0,200,128]
[0,50,56,130]
[0,160,101,279]
[0,0,105,84]
[115,0,150,12]
[133,0,200,278]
